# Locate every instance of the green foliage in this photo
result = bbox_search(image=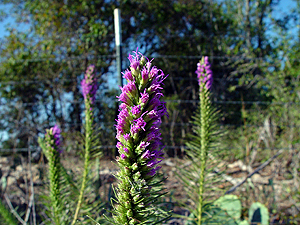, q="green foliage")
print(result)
[38,130,107,224]
[214,195,241,221]
[177,80,223,225]
[0,198,18,225]
[0,0,115,151]
[40,129,63,224]
[184,195,271,225]
[72,80,103,225]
